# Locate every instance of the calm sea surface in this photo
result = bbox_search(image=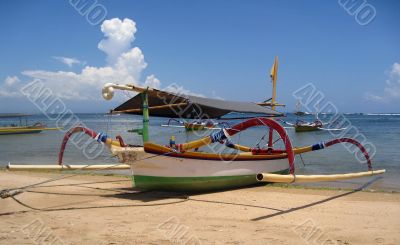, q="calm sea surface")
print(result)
[0,113,399,191]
